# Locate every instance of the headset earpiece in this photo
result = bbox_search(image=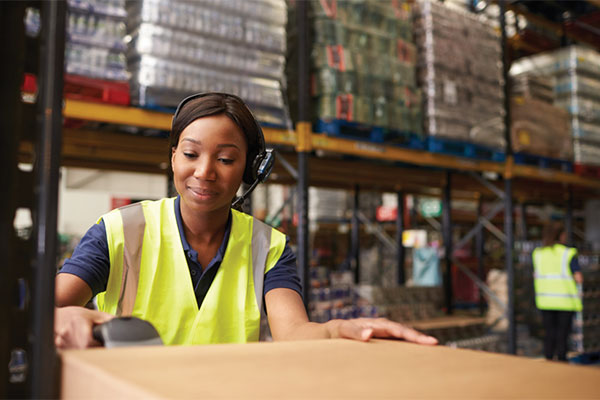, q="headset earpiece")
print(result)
[255,149,275,182]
